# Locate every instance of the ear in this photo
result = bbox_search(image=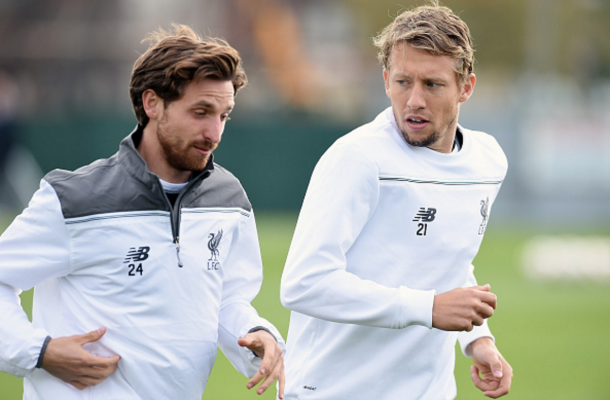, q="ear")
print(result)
[459,73,476,103]
[383,69,391,98]
[142,89,163,121]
